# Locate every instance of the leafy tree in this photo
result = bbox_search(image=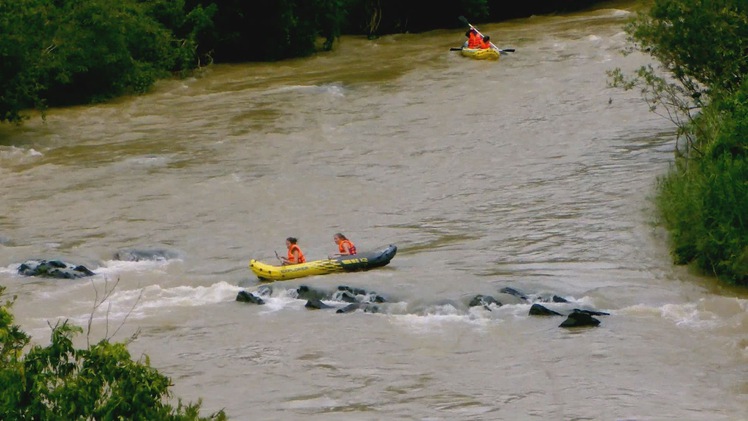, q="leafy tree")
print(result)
[0,286,227,420]
[197,0,347,62]
[0,0,51,123]
[486,0,605,21]
[609,0,748,284]
[0,0,212,123]
[343,0,489,37]
[39,0,201,105]
[629,0,748,98]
